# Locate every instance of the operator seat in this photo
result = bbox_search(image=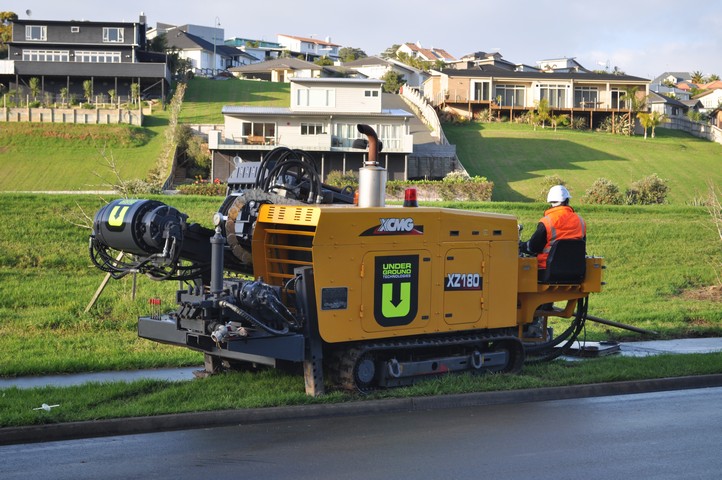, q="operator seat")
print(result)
[538,239,586,284]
